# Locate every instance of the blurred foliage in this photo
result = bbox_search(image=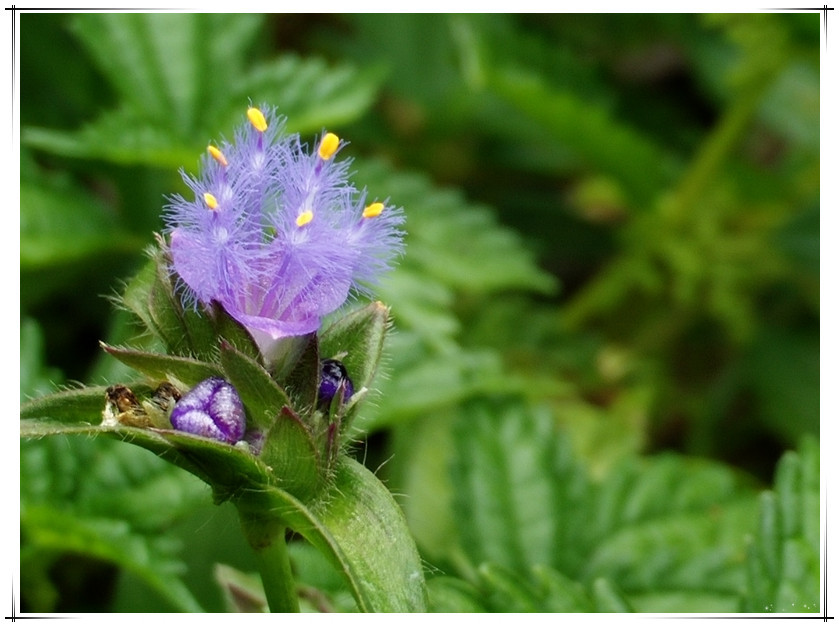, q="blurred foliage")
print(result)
[20,12,820,612]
